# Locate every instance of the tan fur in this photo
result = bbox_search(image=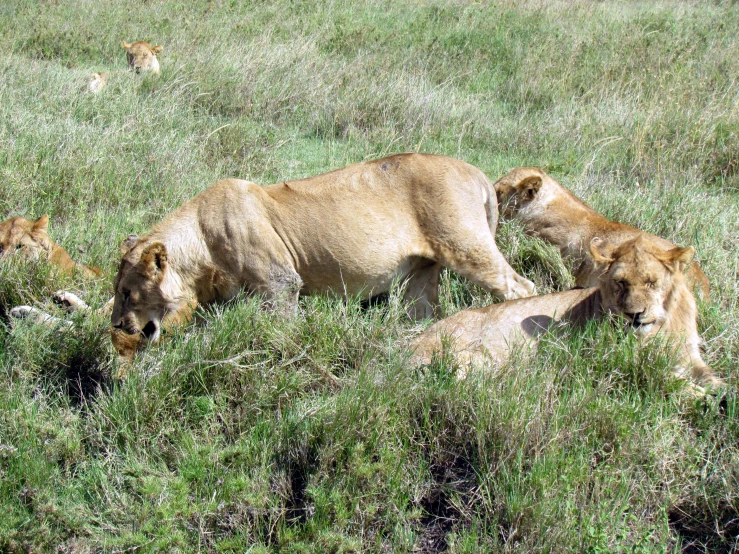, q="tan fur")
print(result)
[120,40,163,74]
[493,167,711,298]
[110,153,535,356]
[88,72,109,93]
[0,215,101,278]
[411,235,723,390]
